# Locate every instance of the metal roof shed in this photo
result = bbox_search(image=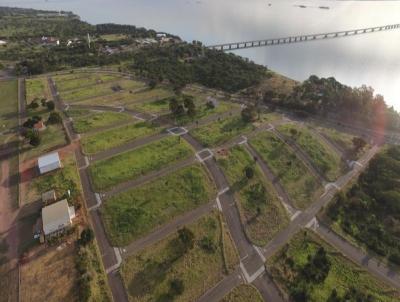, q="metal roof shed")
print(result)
[42,199,75,236]
[38,152,61,174]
